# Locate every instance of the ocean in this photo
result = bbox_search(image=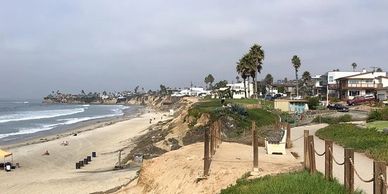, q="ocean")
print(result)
[0,100,140,145]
